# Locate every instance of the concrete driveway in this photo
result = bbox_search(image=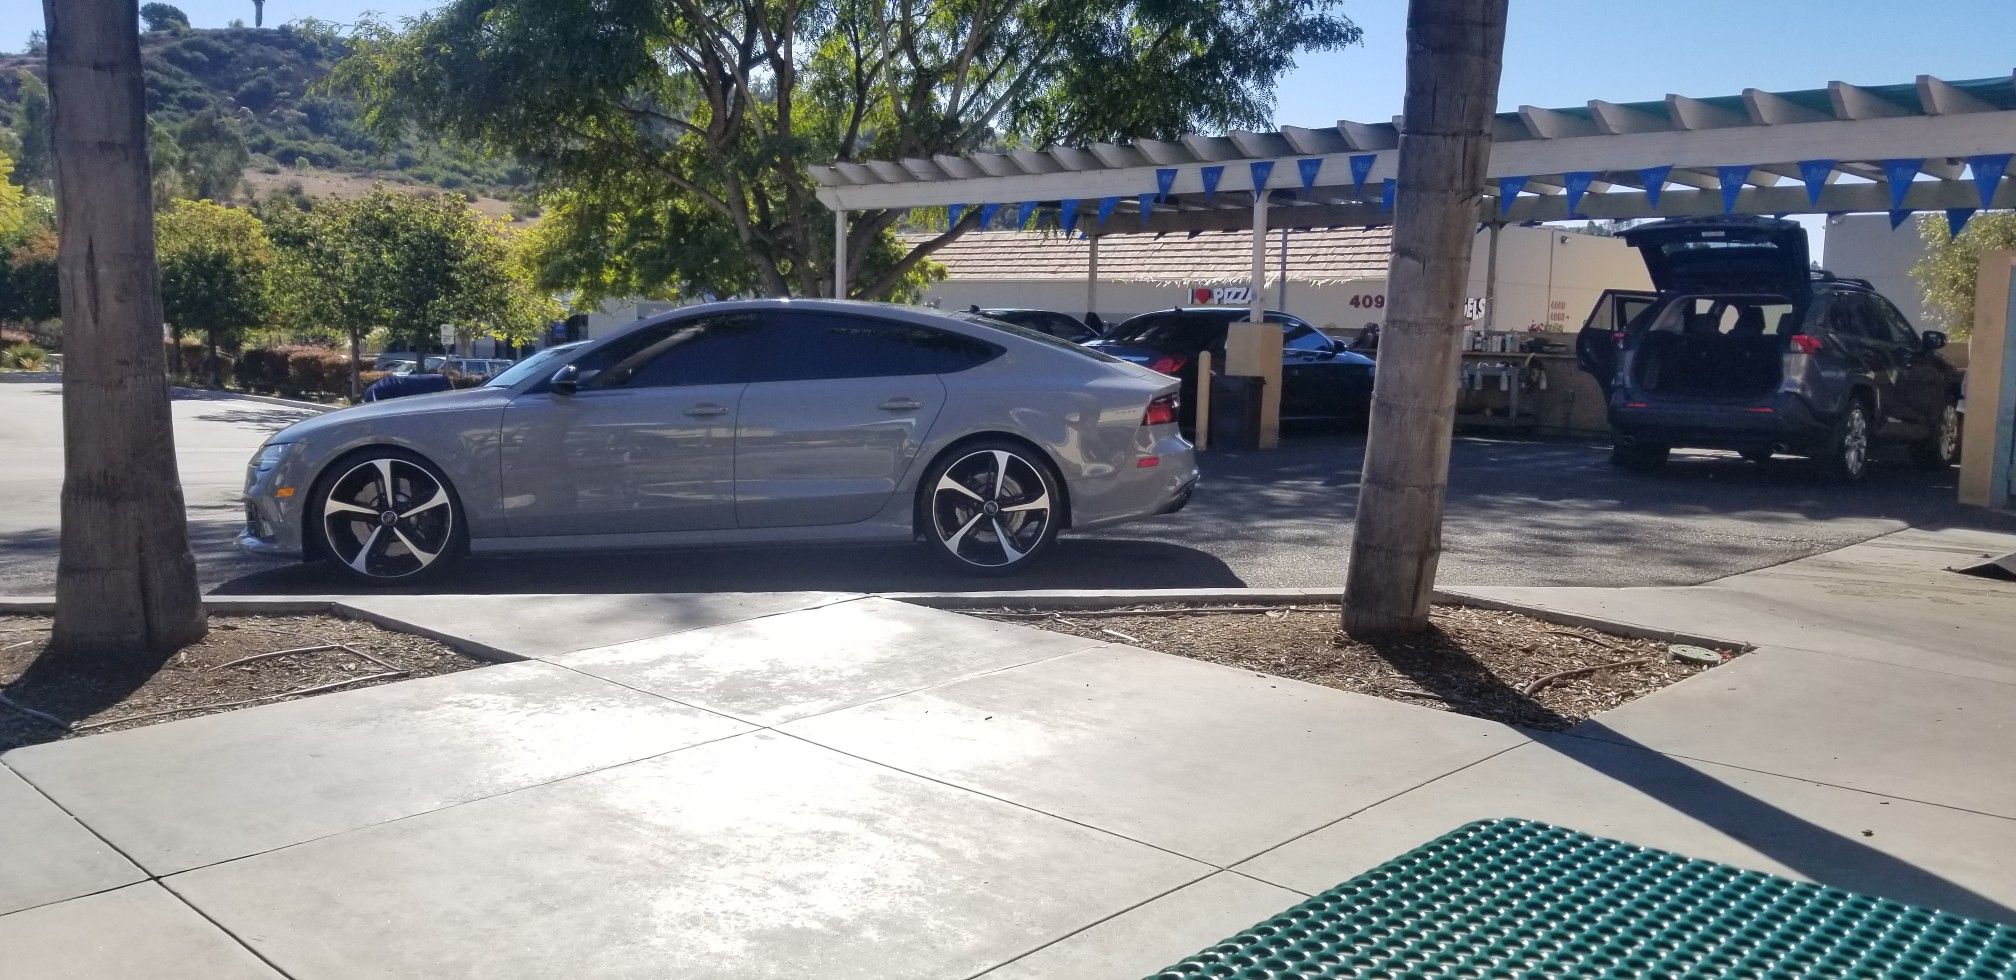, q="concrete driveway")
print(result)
[3,379,2007,596]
